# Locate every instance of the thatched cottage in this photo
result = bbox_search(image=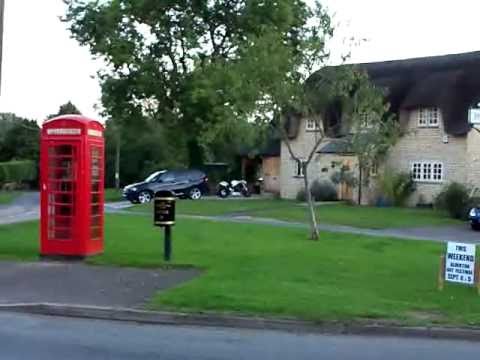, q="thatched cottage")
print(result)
[268,51,480,205]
